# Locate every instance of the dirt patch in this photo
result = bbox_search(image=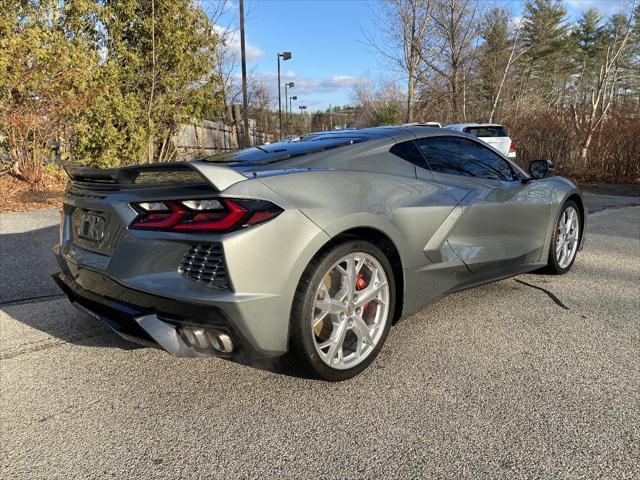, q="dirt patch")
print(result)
[578,182,640,197]
[0,173,67,213]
